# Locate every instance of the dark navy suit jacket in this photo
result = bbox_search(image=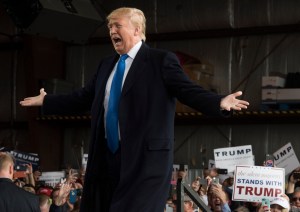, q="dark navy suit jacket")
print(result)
[43,43,228,211]
[0,178,40,212]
